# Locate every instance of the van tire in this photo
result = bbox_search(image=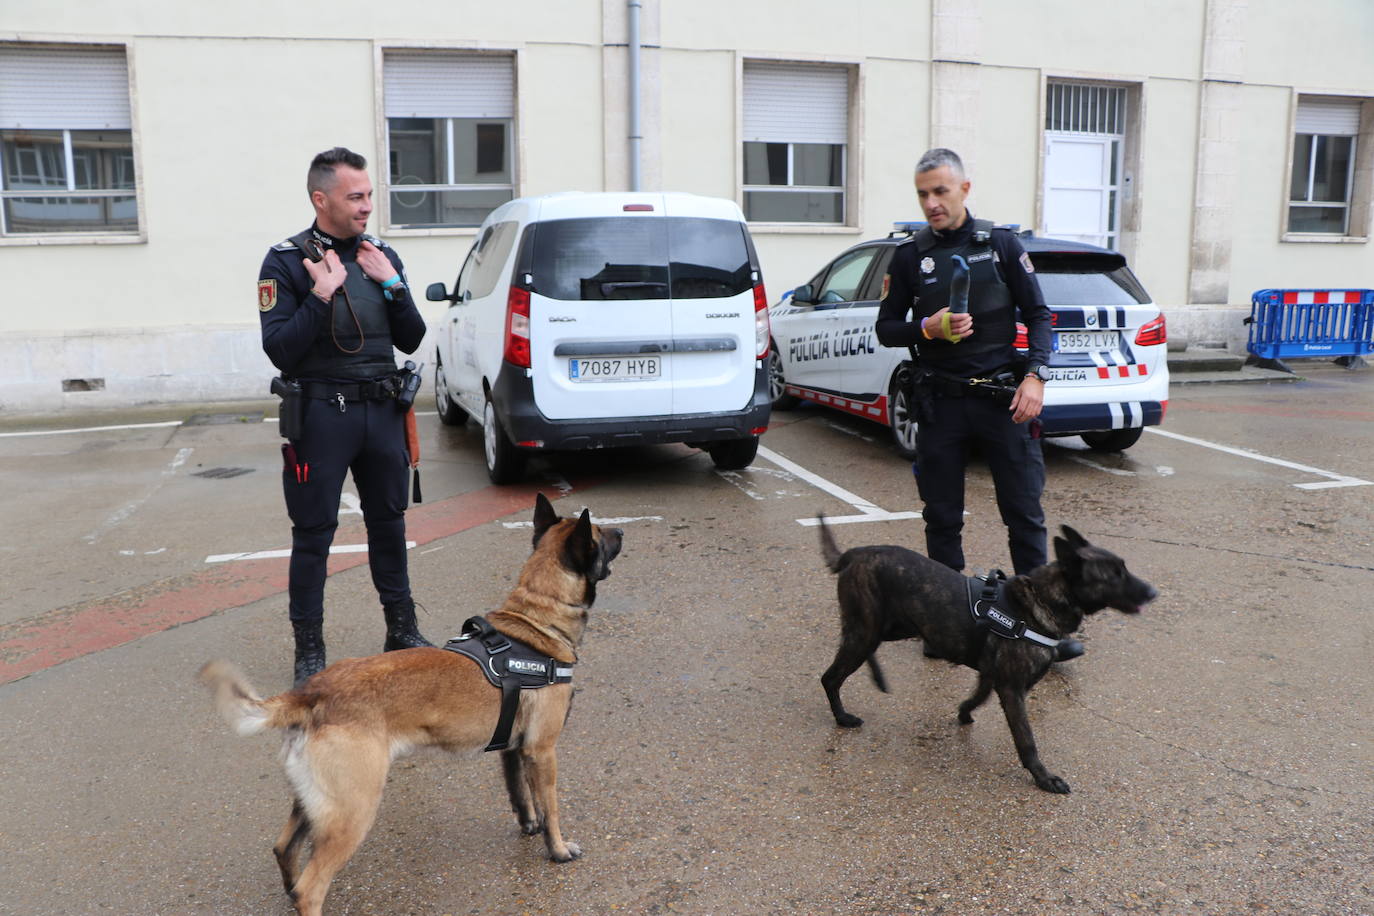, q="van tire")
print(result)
[708,436,759,470]
[483,396,528,484]
[1081,427,1143,452]
[435,357,468,427]
[888,367,919,460]
[768,347,799,409]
